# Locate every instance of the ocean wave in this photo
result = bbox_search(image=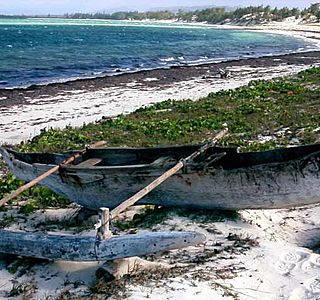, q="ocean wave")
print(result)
[0,22,318,89]
[159,57,175,62]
